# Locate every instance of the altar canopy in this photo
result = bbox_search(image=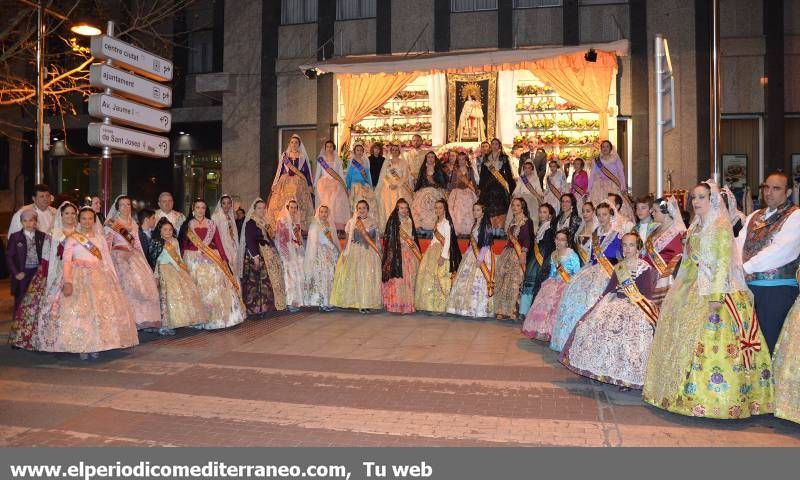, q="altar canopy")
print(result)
[302,40,628,154]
